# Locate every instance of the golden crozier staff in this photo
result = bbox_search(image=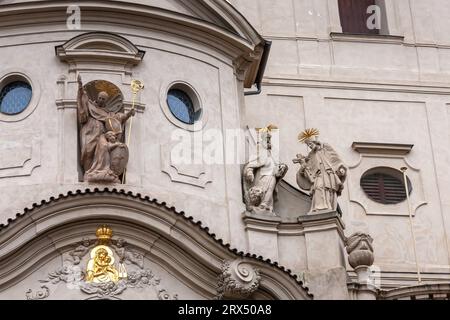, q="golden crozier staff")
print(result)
[122,80,144,184]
